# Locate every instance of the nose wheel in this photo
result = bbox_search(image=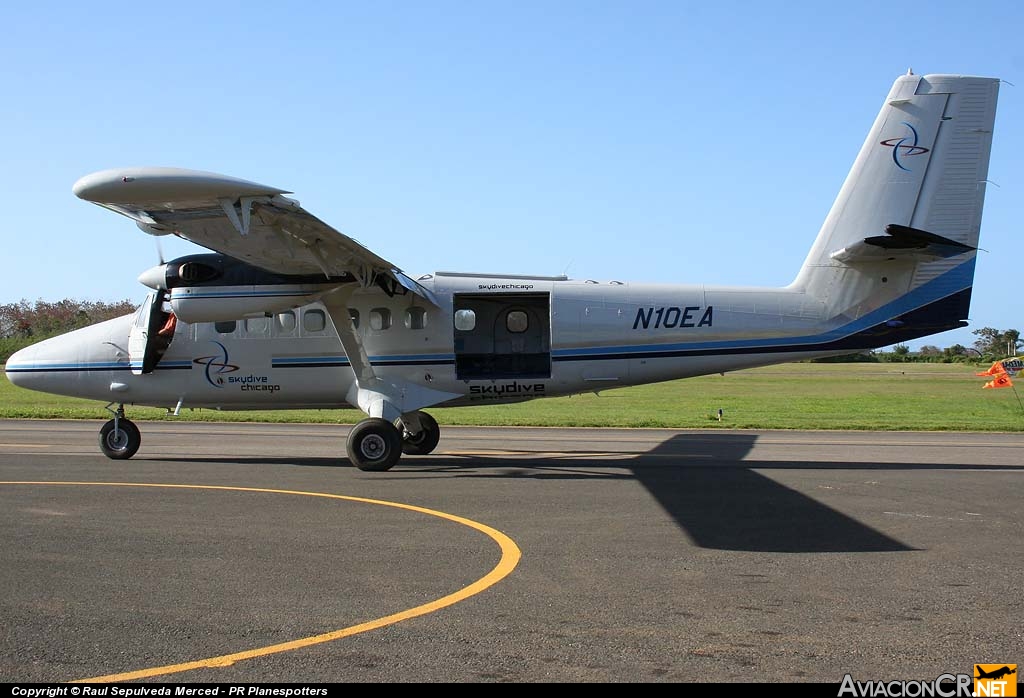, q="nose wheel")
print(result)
[99,409,141,460]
